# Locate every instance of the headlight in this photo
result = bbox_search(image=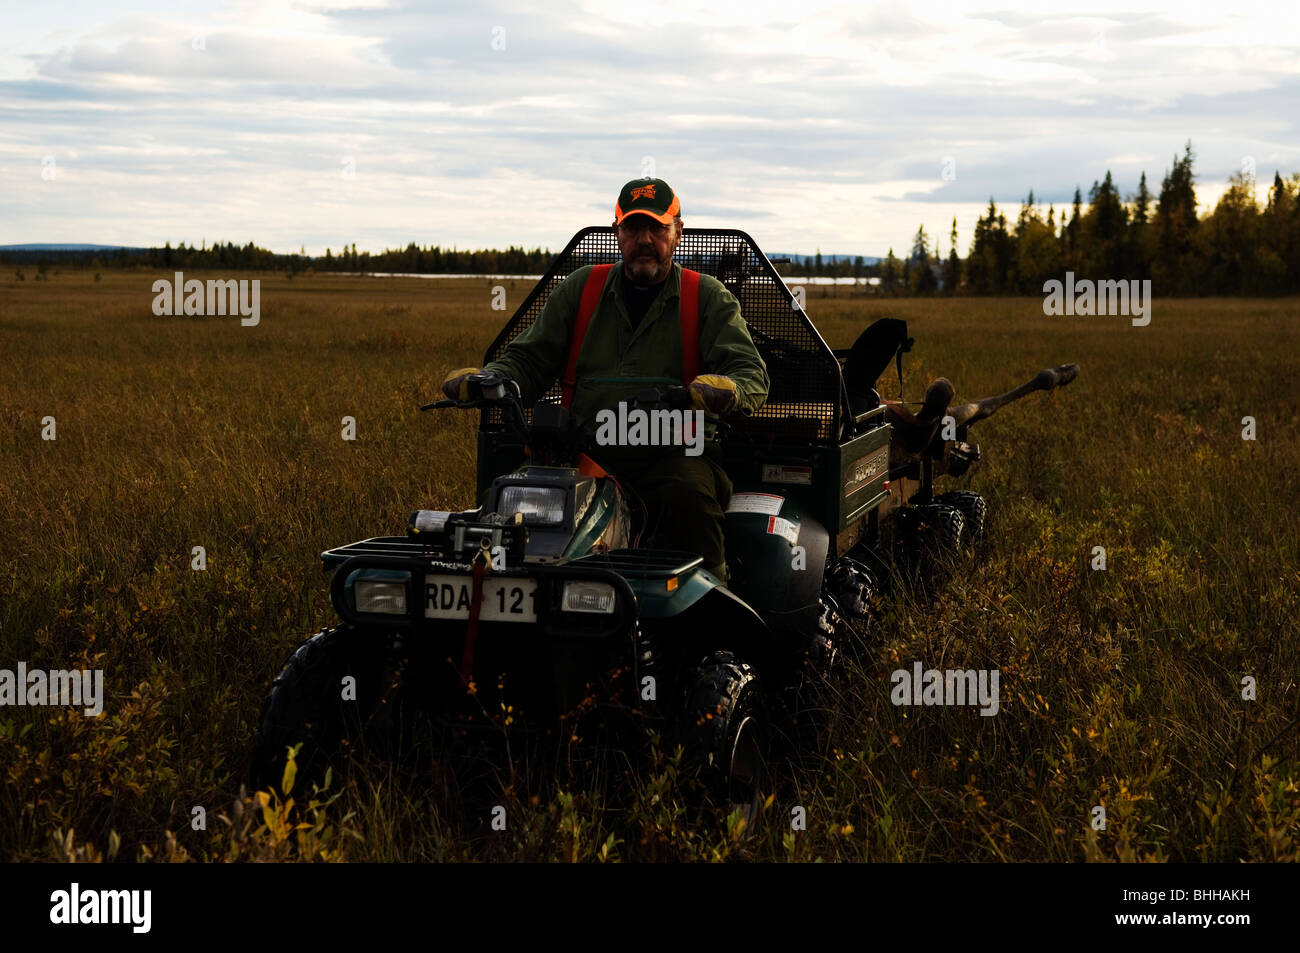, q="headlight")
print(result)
[351,570,409,615]
[562,580,616,614]
[499,486,566,526]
